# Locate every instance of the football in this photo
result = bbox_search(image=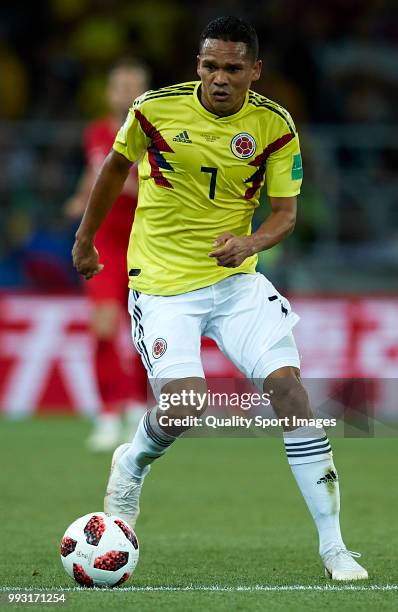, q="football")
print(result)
[60,512,139,587]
